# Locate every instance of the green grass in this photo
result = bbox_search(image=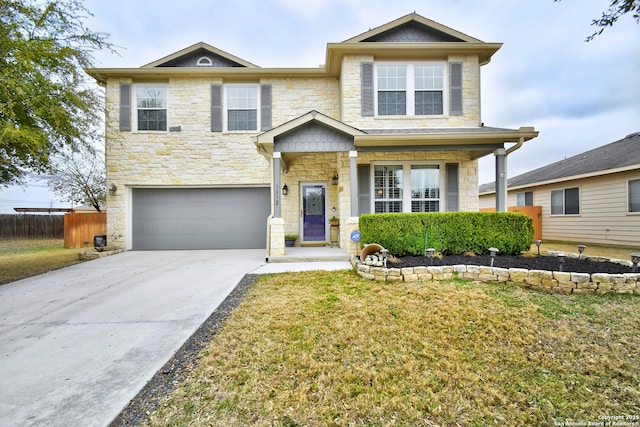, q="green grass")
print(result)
[0,239,86,285]
[146,271,640,427]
